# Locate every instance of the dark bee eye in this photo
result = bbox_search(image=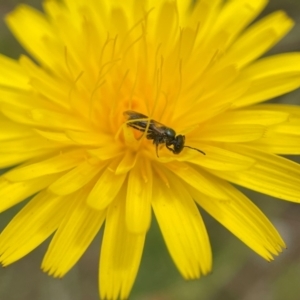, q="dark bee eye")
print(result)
[173,135,185,154]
